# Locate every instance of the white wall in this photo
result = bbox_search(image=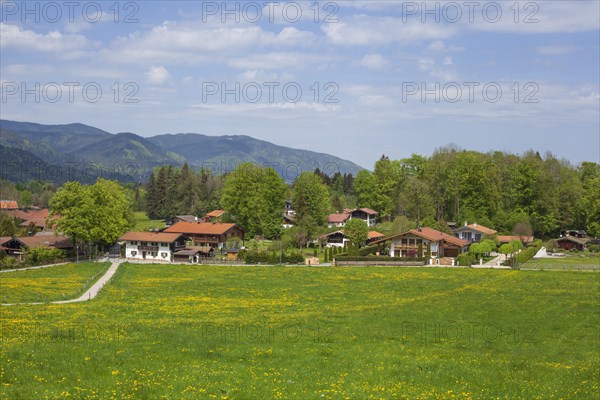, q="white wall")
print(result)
[125,242,172,262]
